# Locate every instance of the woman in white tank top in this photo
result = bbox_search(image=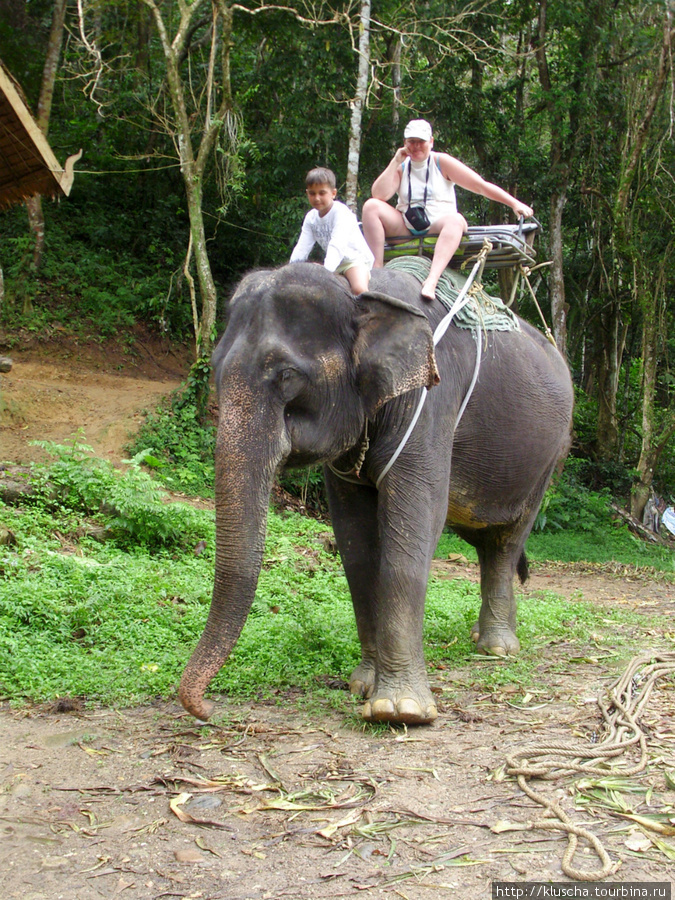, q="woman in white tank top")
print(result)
[362,119,533,300]
[397,153,458,227]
